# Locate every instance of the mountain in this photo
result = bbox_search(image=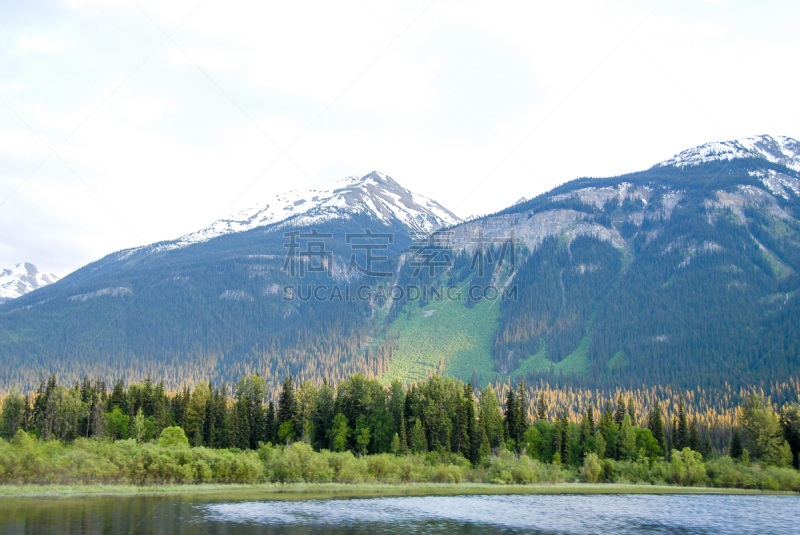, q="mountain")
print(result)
[0,263,59,304]
[2,138,800,394]
[386,134,800,388]
[0,172,460,392]
[136,171,461,254]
